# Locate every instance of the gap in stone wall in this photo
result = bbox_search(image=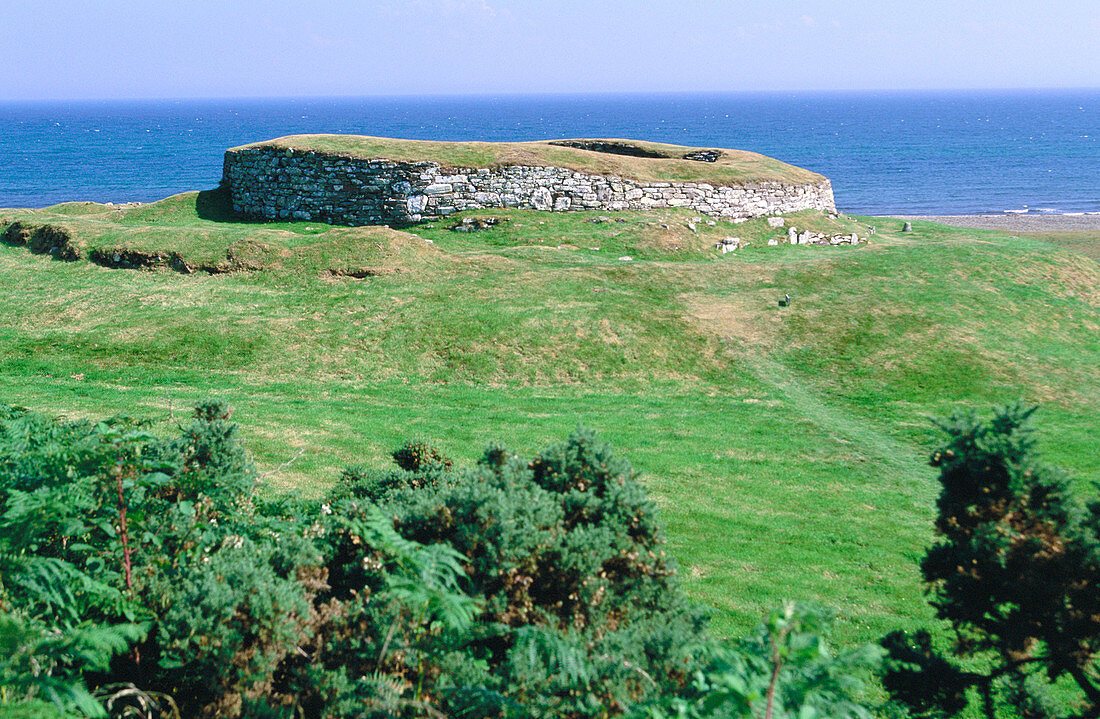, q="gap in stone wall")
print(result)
[547,140,668,158]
